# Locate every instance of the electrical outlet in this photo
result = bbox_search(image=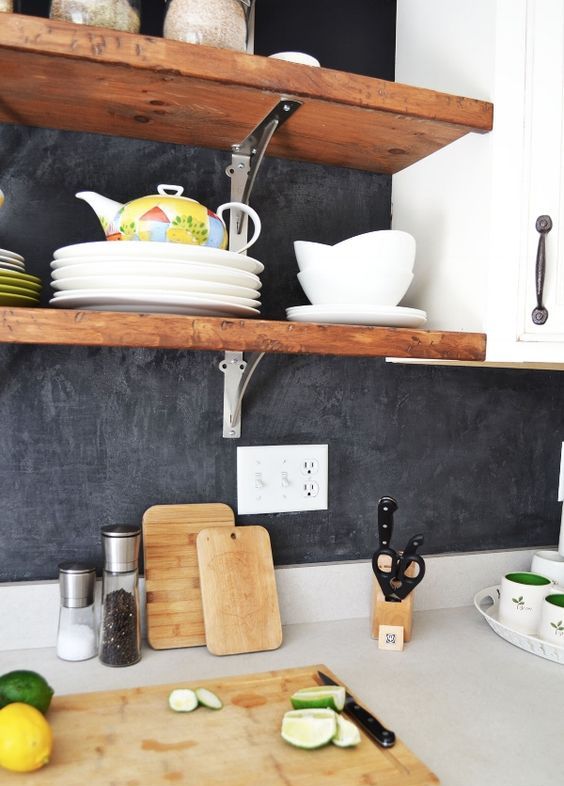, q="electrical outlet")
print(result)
[237,445,328,514]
